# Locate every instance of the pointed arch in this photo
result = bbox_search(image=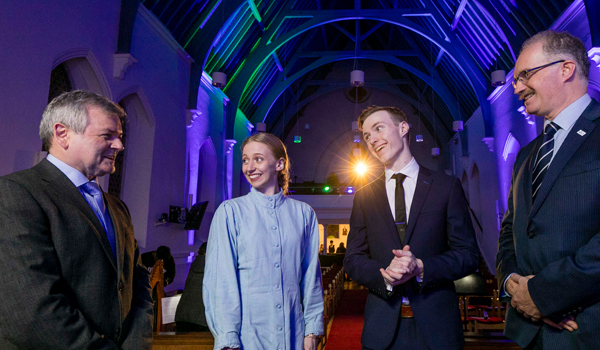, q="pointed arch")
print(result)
[117,92,156,248]
[52,49,112,100]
